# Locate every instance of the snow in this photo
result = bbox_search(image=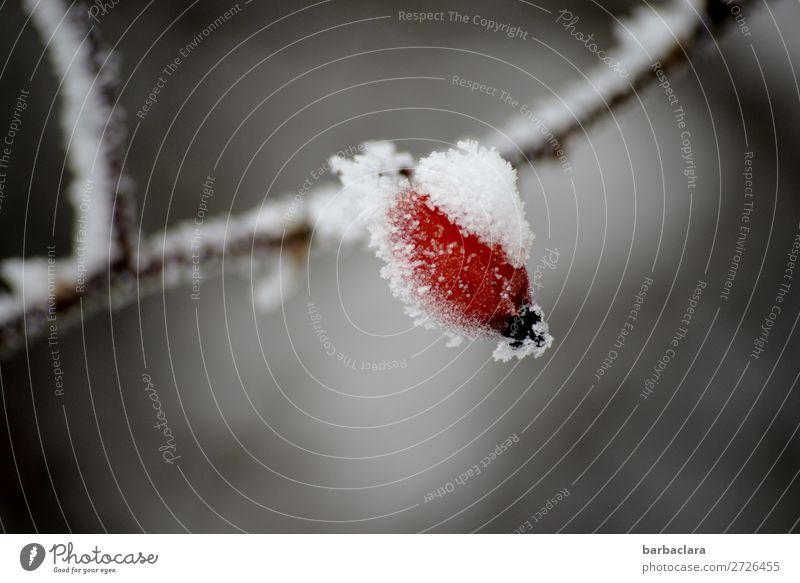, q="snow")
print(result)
[148,194,305,301]
[492,0,704,156]
[25,0,118,273]
[329,140,533,272]
[307,185,368,245]
[328,141,414,225]
[0,259,50,322]
[413,140,532,268]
